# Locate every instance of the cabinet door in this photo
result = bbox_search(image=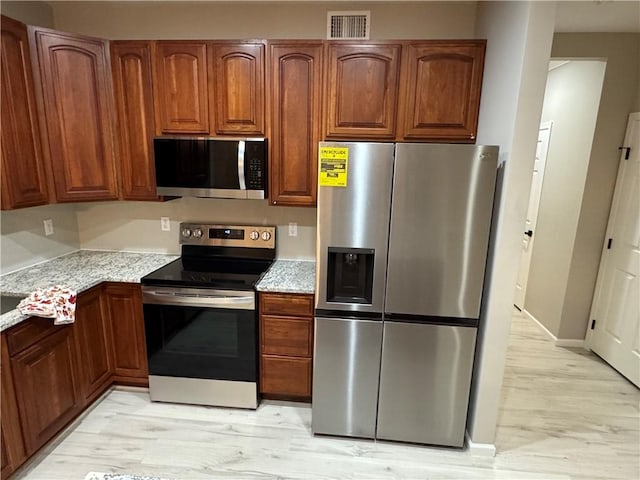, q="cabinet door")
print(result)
[399,41,485,142]
[153,41,209,134]
[111,41,159,201]
[11,327,80,455]
[104,283,148,385]
[325,43,402,139]
[0,16,48,210]
[29,27,119,202]
[74,286,113,405]
[211,42,265,135]
[269,42,322,206]
[1,334,26,478]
